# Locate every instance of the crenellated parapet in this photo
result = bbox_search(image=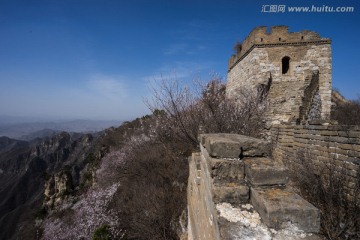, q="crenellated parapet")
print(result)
[229,26,331,71]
